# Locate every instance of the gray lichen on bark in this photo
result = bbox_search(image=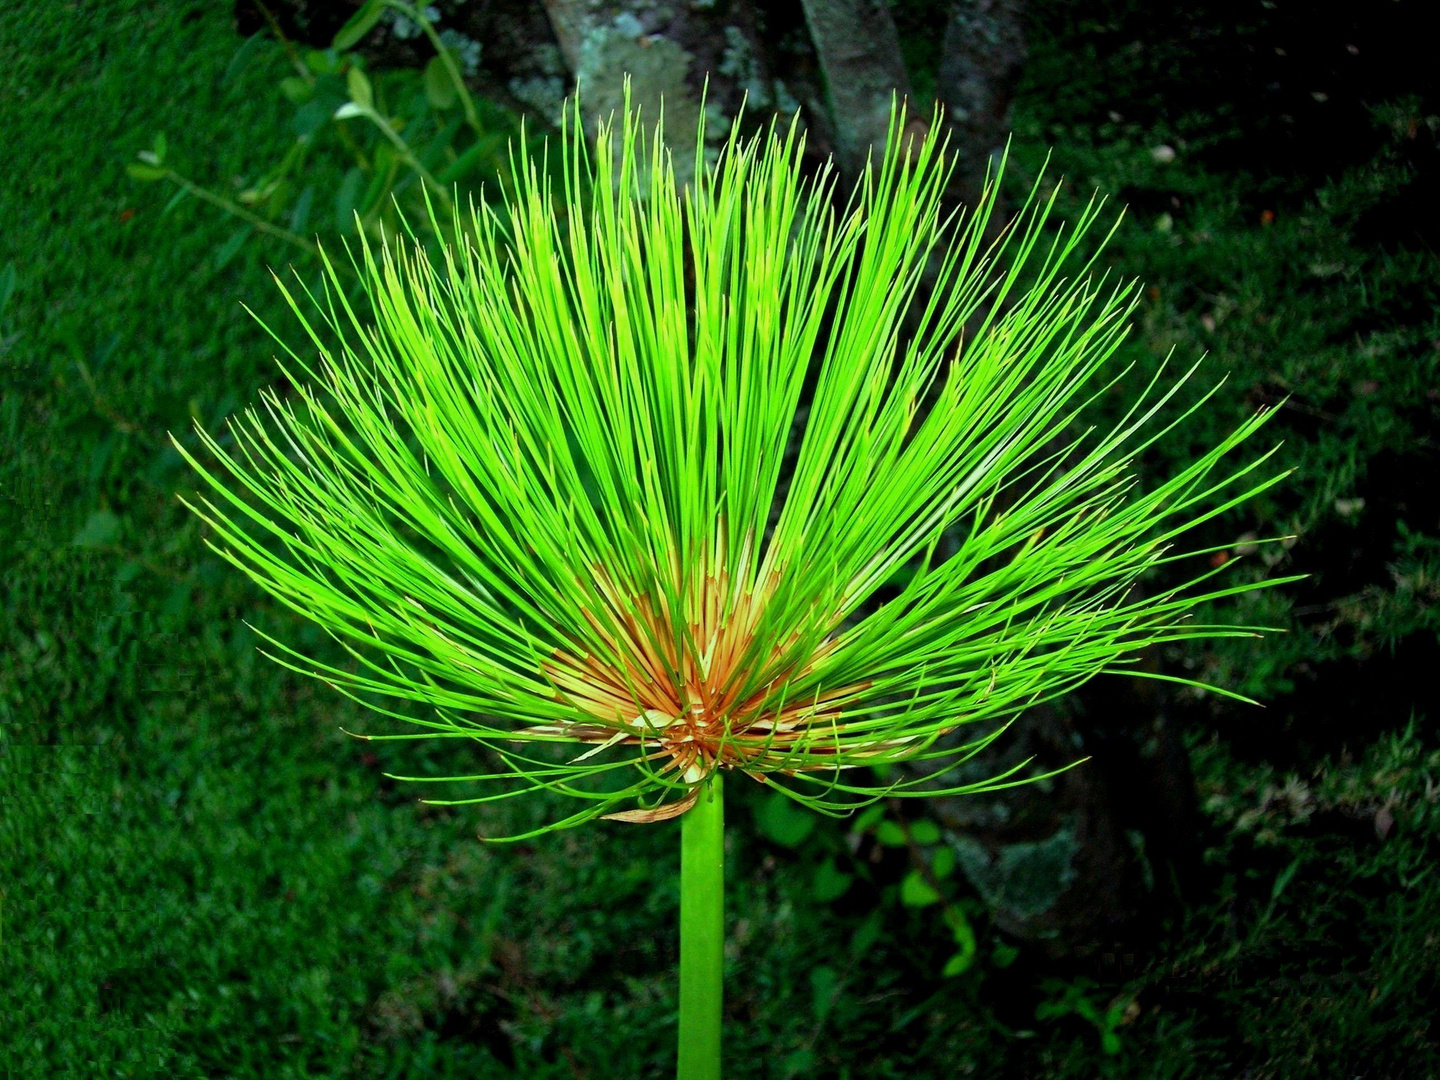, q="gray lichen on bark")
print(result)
[577,13,703,161]
[541,0,784,184]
